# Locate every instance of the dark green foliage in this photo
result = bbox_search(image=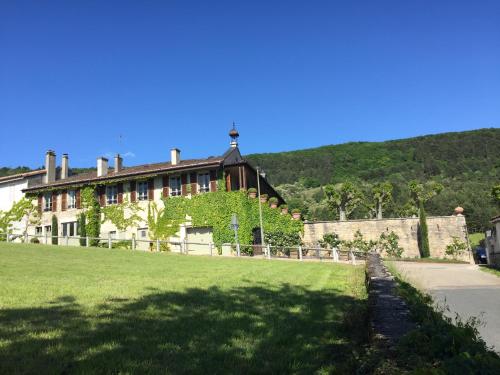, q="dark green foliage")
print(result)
[78,213,87,246]
[247,128,500,231]
[51,215,58,245]
[0,166,32,177]
[418,201,430,258]
[264,231,302,248]
[318,233,342,249]
[29,237,40,244]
